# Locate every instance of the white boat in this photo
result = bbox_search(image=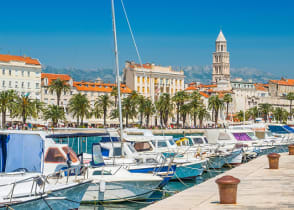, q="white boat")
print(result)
[0,130,91,209]
[123,128,207,179]
[82,143,163,203]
